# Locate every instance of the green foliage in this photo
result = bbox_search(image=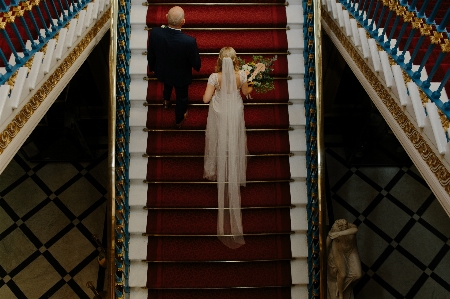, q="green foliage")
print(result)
[238,55,278,94]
